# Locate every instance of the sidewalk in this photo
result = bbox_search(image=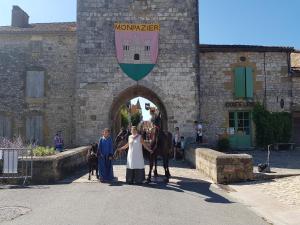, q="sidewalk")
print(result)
[238,149,300,179]
[227,177,300,225]
[223,149,300,225]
